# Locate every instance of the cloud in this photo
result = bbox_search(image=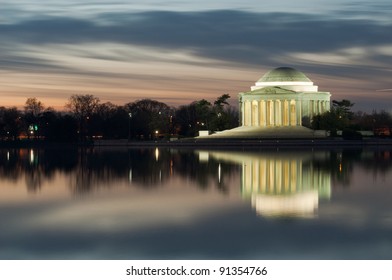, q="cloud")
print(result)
[1,11,391,61]
[1,8,391,110]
